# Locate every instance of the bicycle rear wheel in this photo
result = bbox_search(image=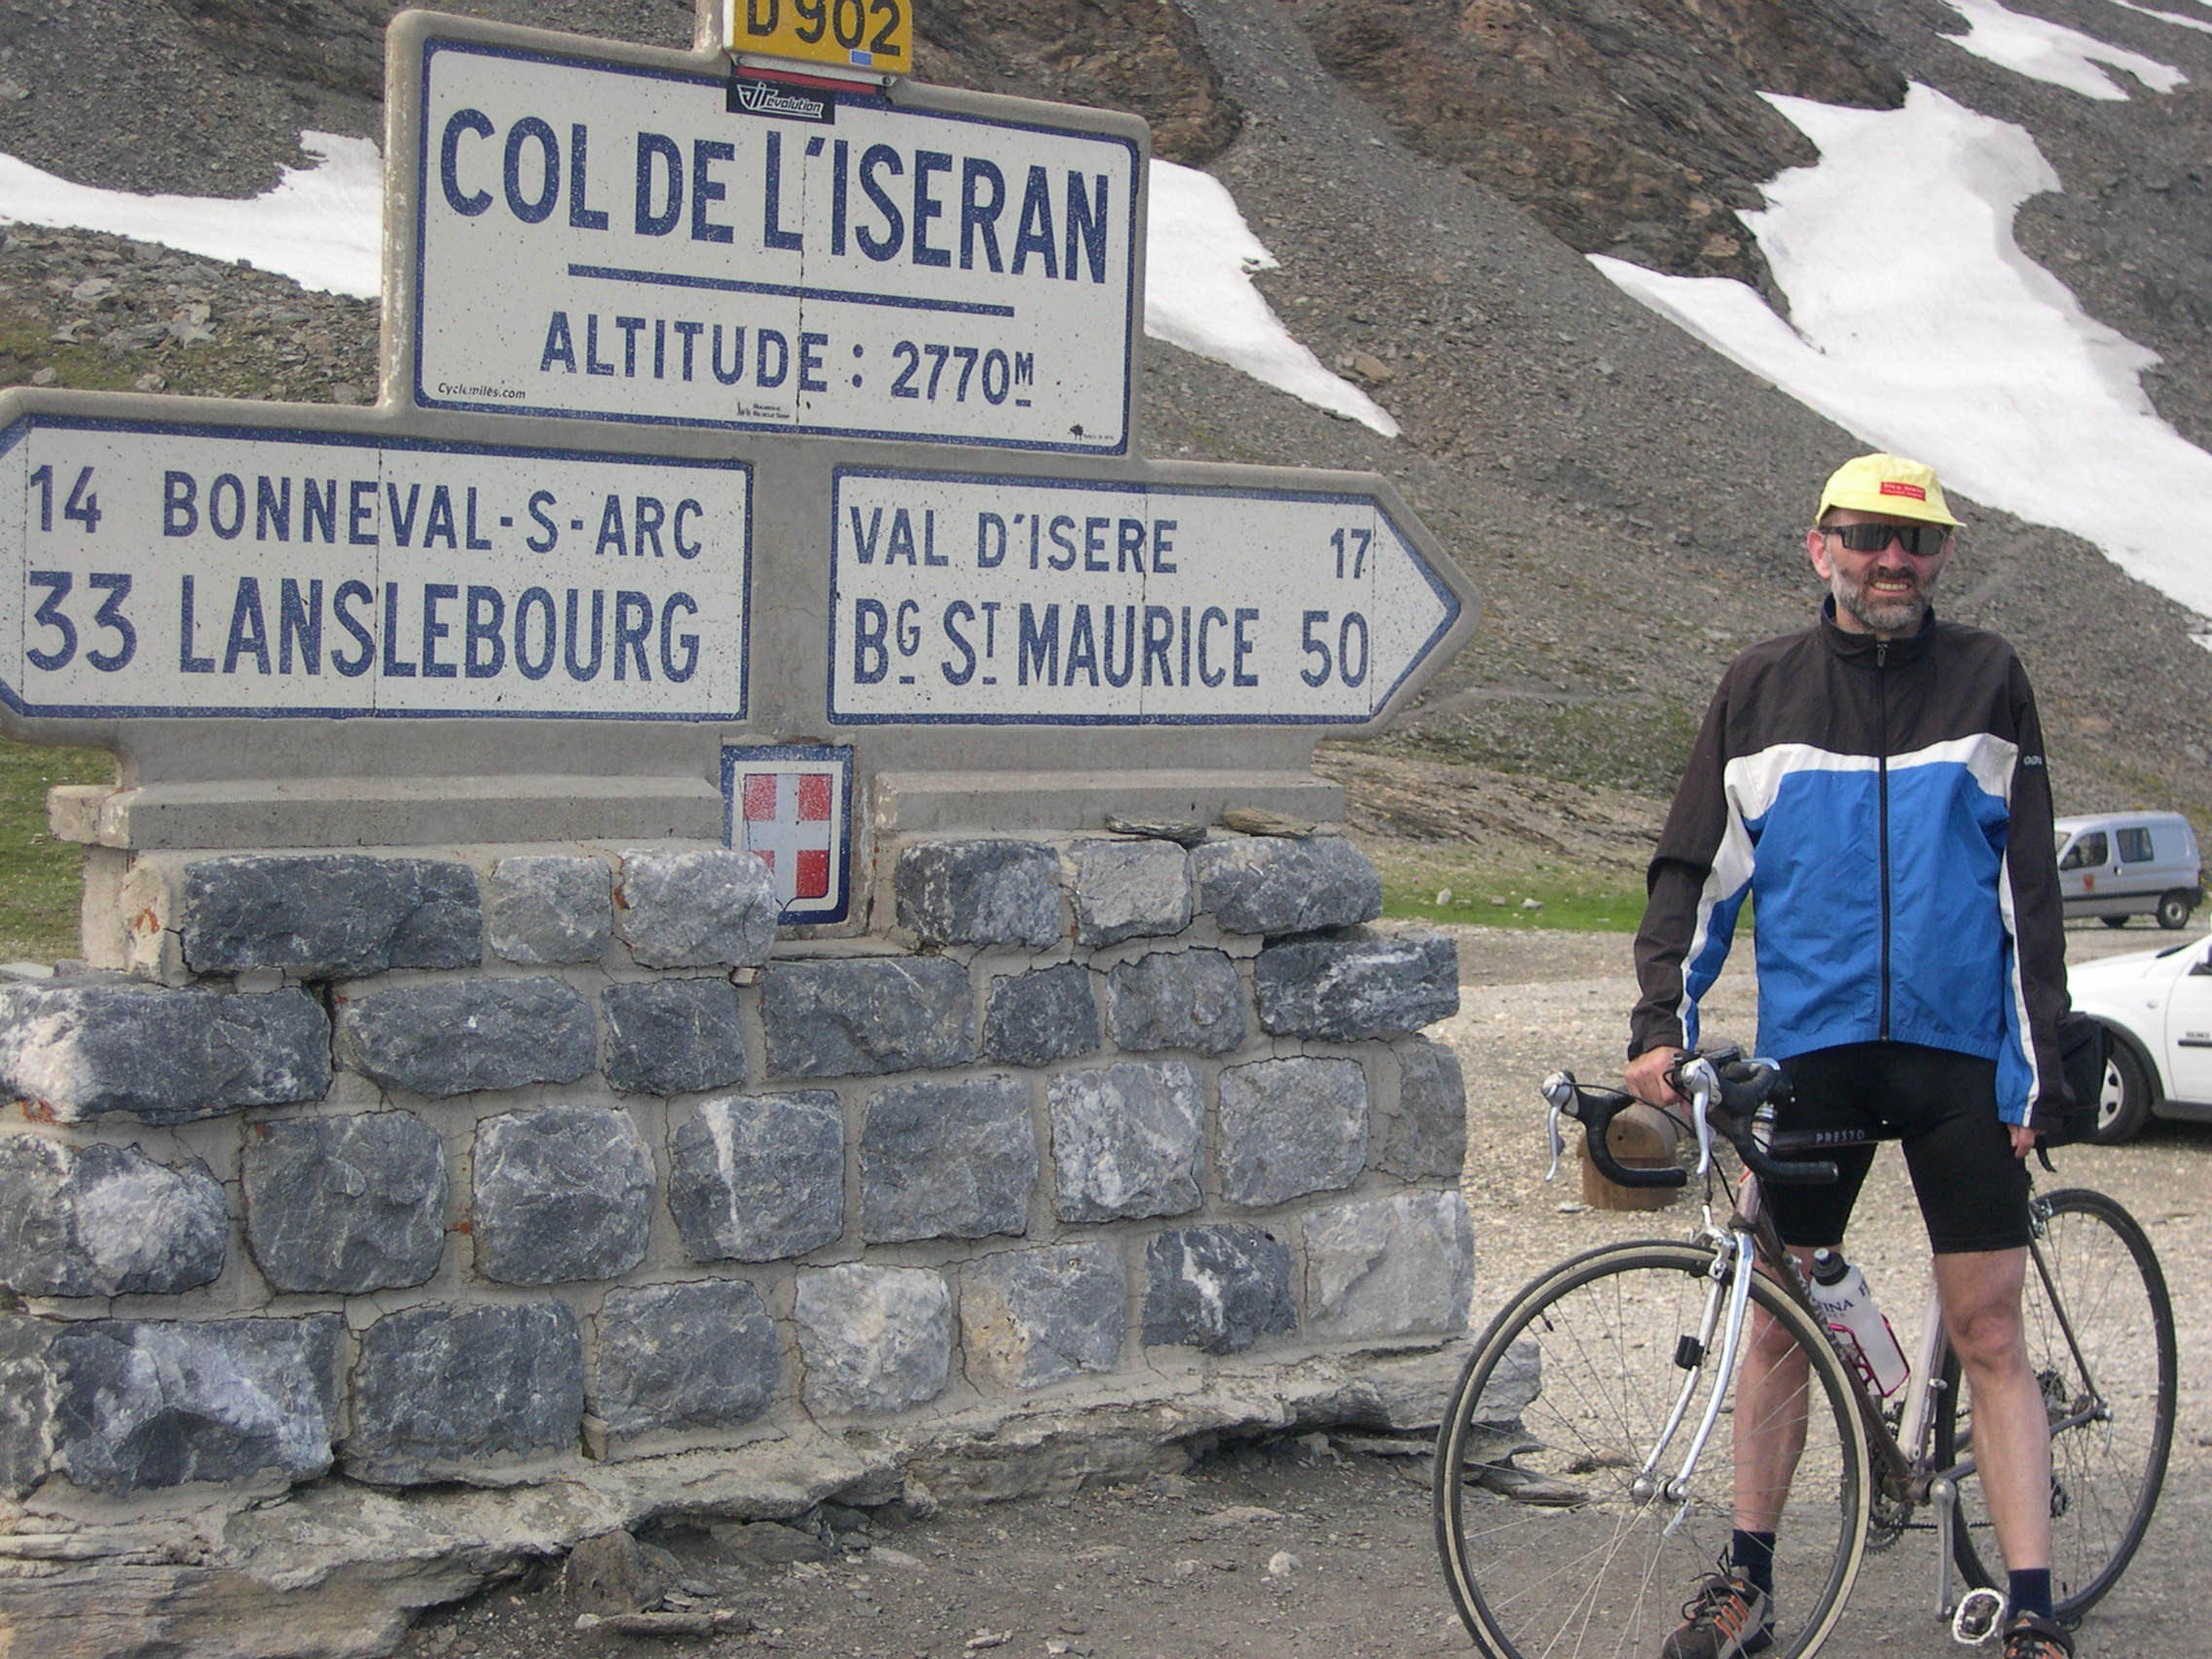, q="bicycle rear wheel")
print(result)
[1935,1187,2175,1619]
[1435,1240,1870,1659]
